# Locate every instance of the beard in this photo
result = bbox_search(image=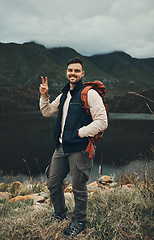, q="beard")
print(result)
[67,75,81,85]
